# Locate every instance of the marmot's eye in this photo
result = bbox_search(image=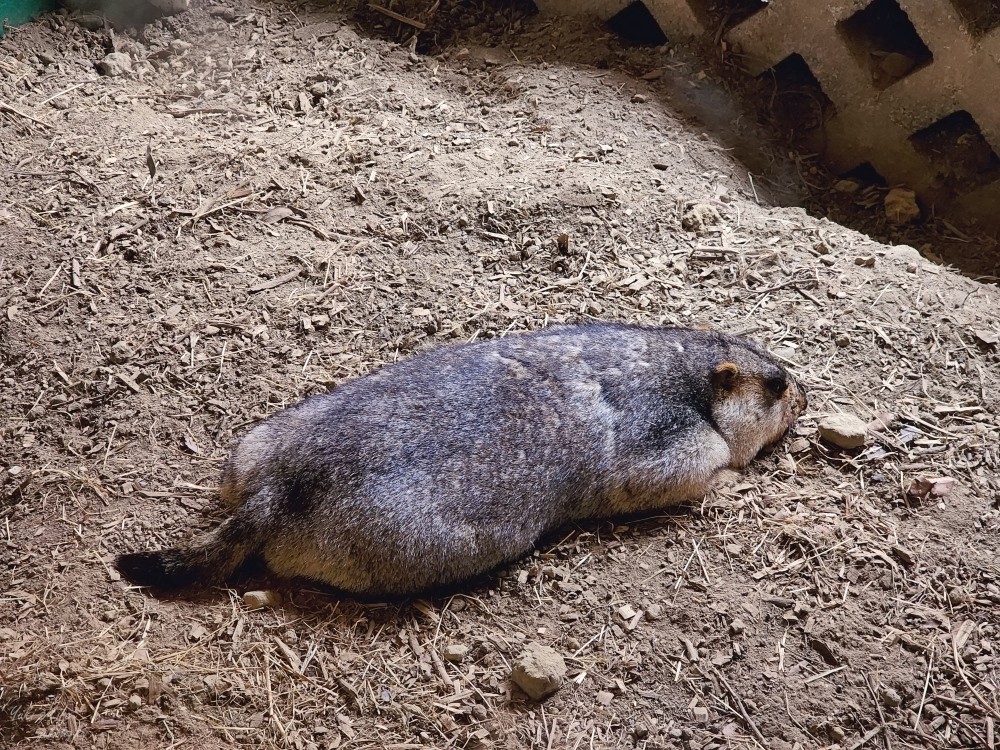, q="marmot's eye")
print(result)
[766,377,788,397]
